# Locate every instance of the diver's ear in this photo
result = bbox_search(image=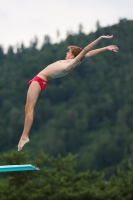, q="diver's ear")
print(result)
[71,55,75,59]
